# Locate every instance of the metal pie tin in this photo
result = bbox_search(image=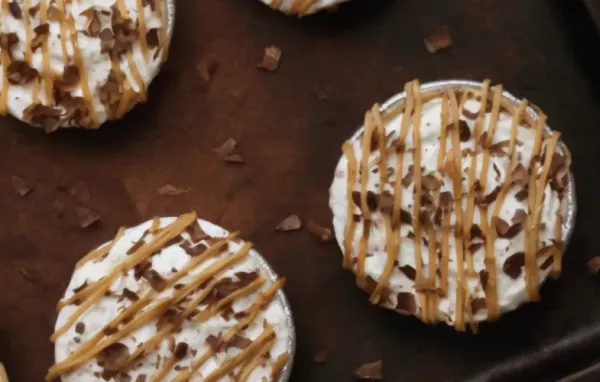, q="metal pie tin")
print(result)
[166,0,175,42]
[346,80,576,264]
